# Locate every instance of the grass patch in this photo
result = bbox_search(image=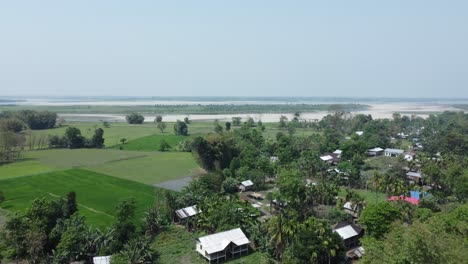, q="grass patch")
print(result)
[87,152,201,185]
[0,103,369,115]
[29,122,162,147]
[24,149,148,169]
[153,225,266,264]
[0,169,162,227]
[339,188,387,205]
[112,134,191,151]
[0,159,57,180]
[1,149,200,185]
